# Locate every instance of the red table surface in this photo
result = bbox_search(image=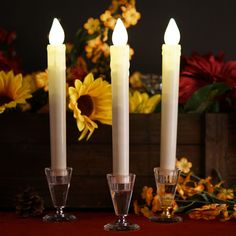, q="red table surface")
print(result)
[0,211,235,236]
